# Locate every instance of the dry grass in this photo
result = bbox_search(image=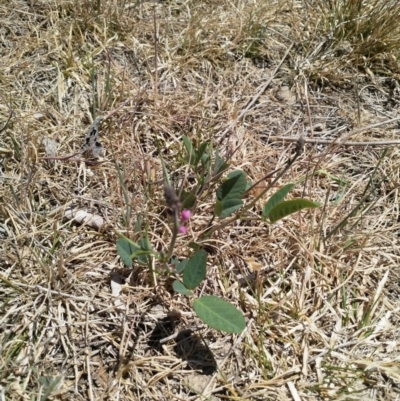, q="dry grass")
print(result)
[1,0,400,400]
